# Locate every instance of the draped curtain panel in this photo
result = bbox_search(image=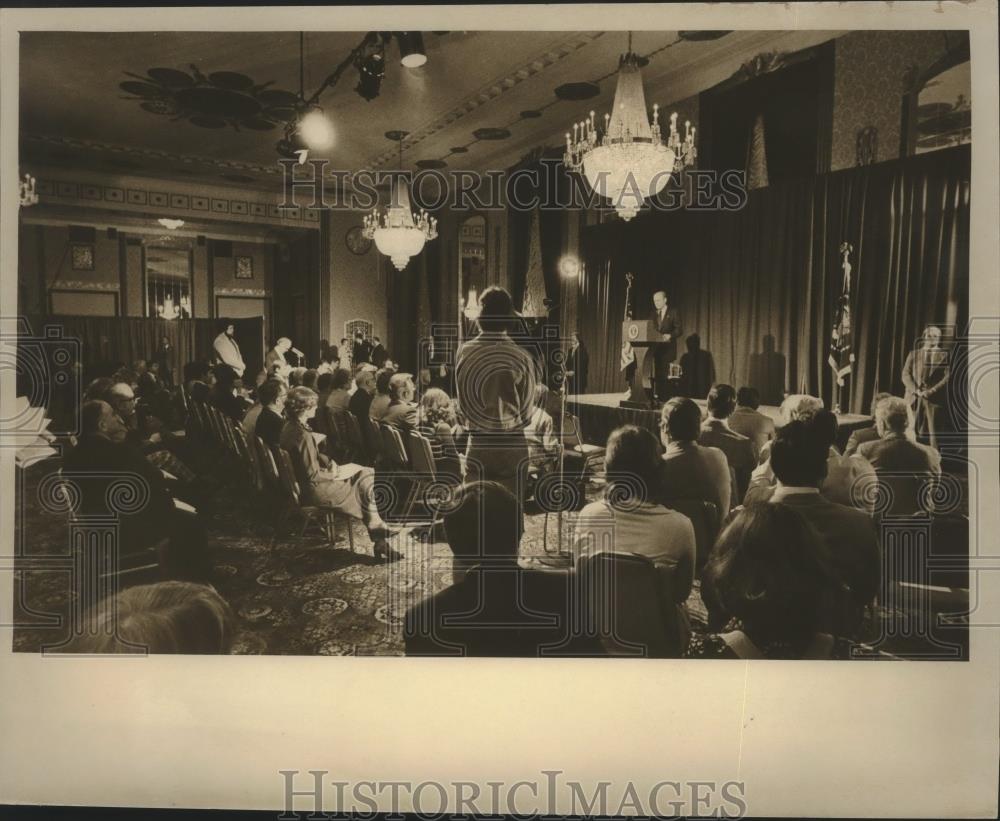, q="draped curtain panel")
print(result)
[578,145,969,414]
[20,315,265,389]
